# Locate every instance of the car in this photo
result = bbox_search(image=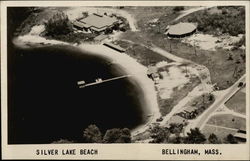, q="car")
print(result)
[238,82,244,87]
[156,117,163,122]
